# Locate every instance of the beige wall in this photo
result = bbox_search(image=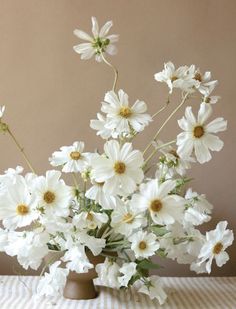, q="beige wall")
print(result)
[0,0,235,276]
